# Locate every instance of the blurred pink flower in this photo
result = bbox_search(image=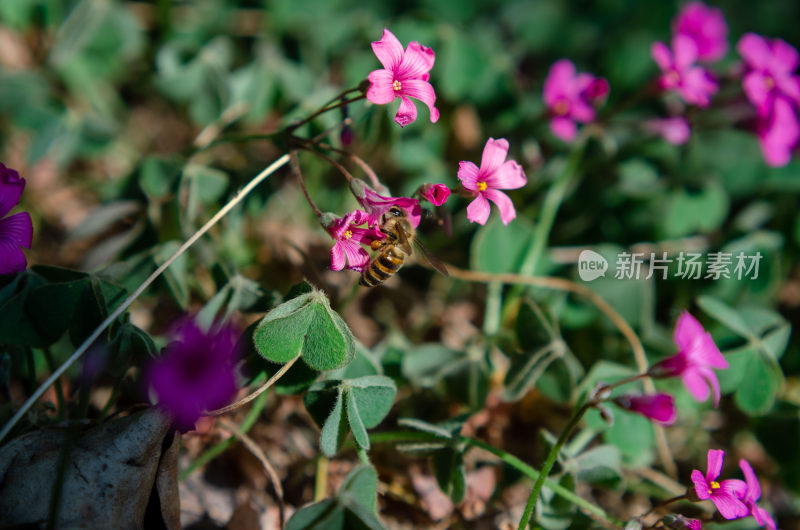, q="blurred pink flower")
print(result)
[614,393,677,424]
[543,59,609,142]
[367,29,440,127]
[646,117,691,144]
[662,515,703,530]
[652,35,718,107]
[648,311,728,406]
[0,163,33,276]
[738,460,777,530]
[418,183,450,206]
[145,319,239,431]
[690,449,748,520]
[352,180,422,229]
[457,138,527,226]
[737,33,800,166]
[324,210,381,272]
[672,2,728,62]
